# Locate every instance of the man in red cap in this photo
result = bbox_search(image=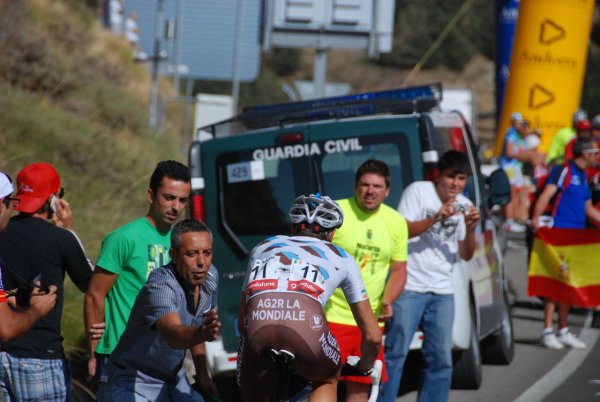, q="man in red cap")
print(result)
[564,119,594,161]
[0,162,93,402]
[0,171,57,342]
